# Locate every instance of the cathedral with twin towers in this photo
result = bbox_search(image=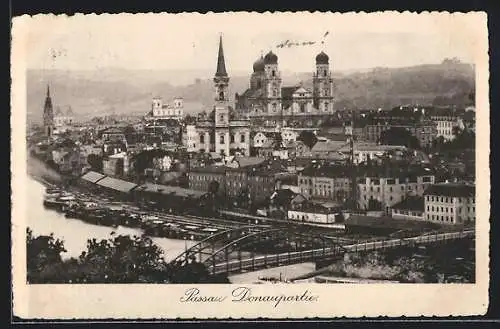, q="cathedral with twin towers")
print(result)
[235,40,335,127]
